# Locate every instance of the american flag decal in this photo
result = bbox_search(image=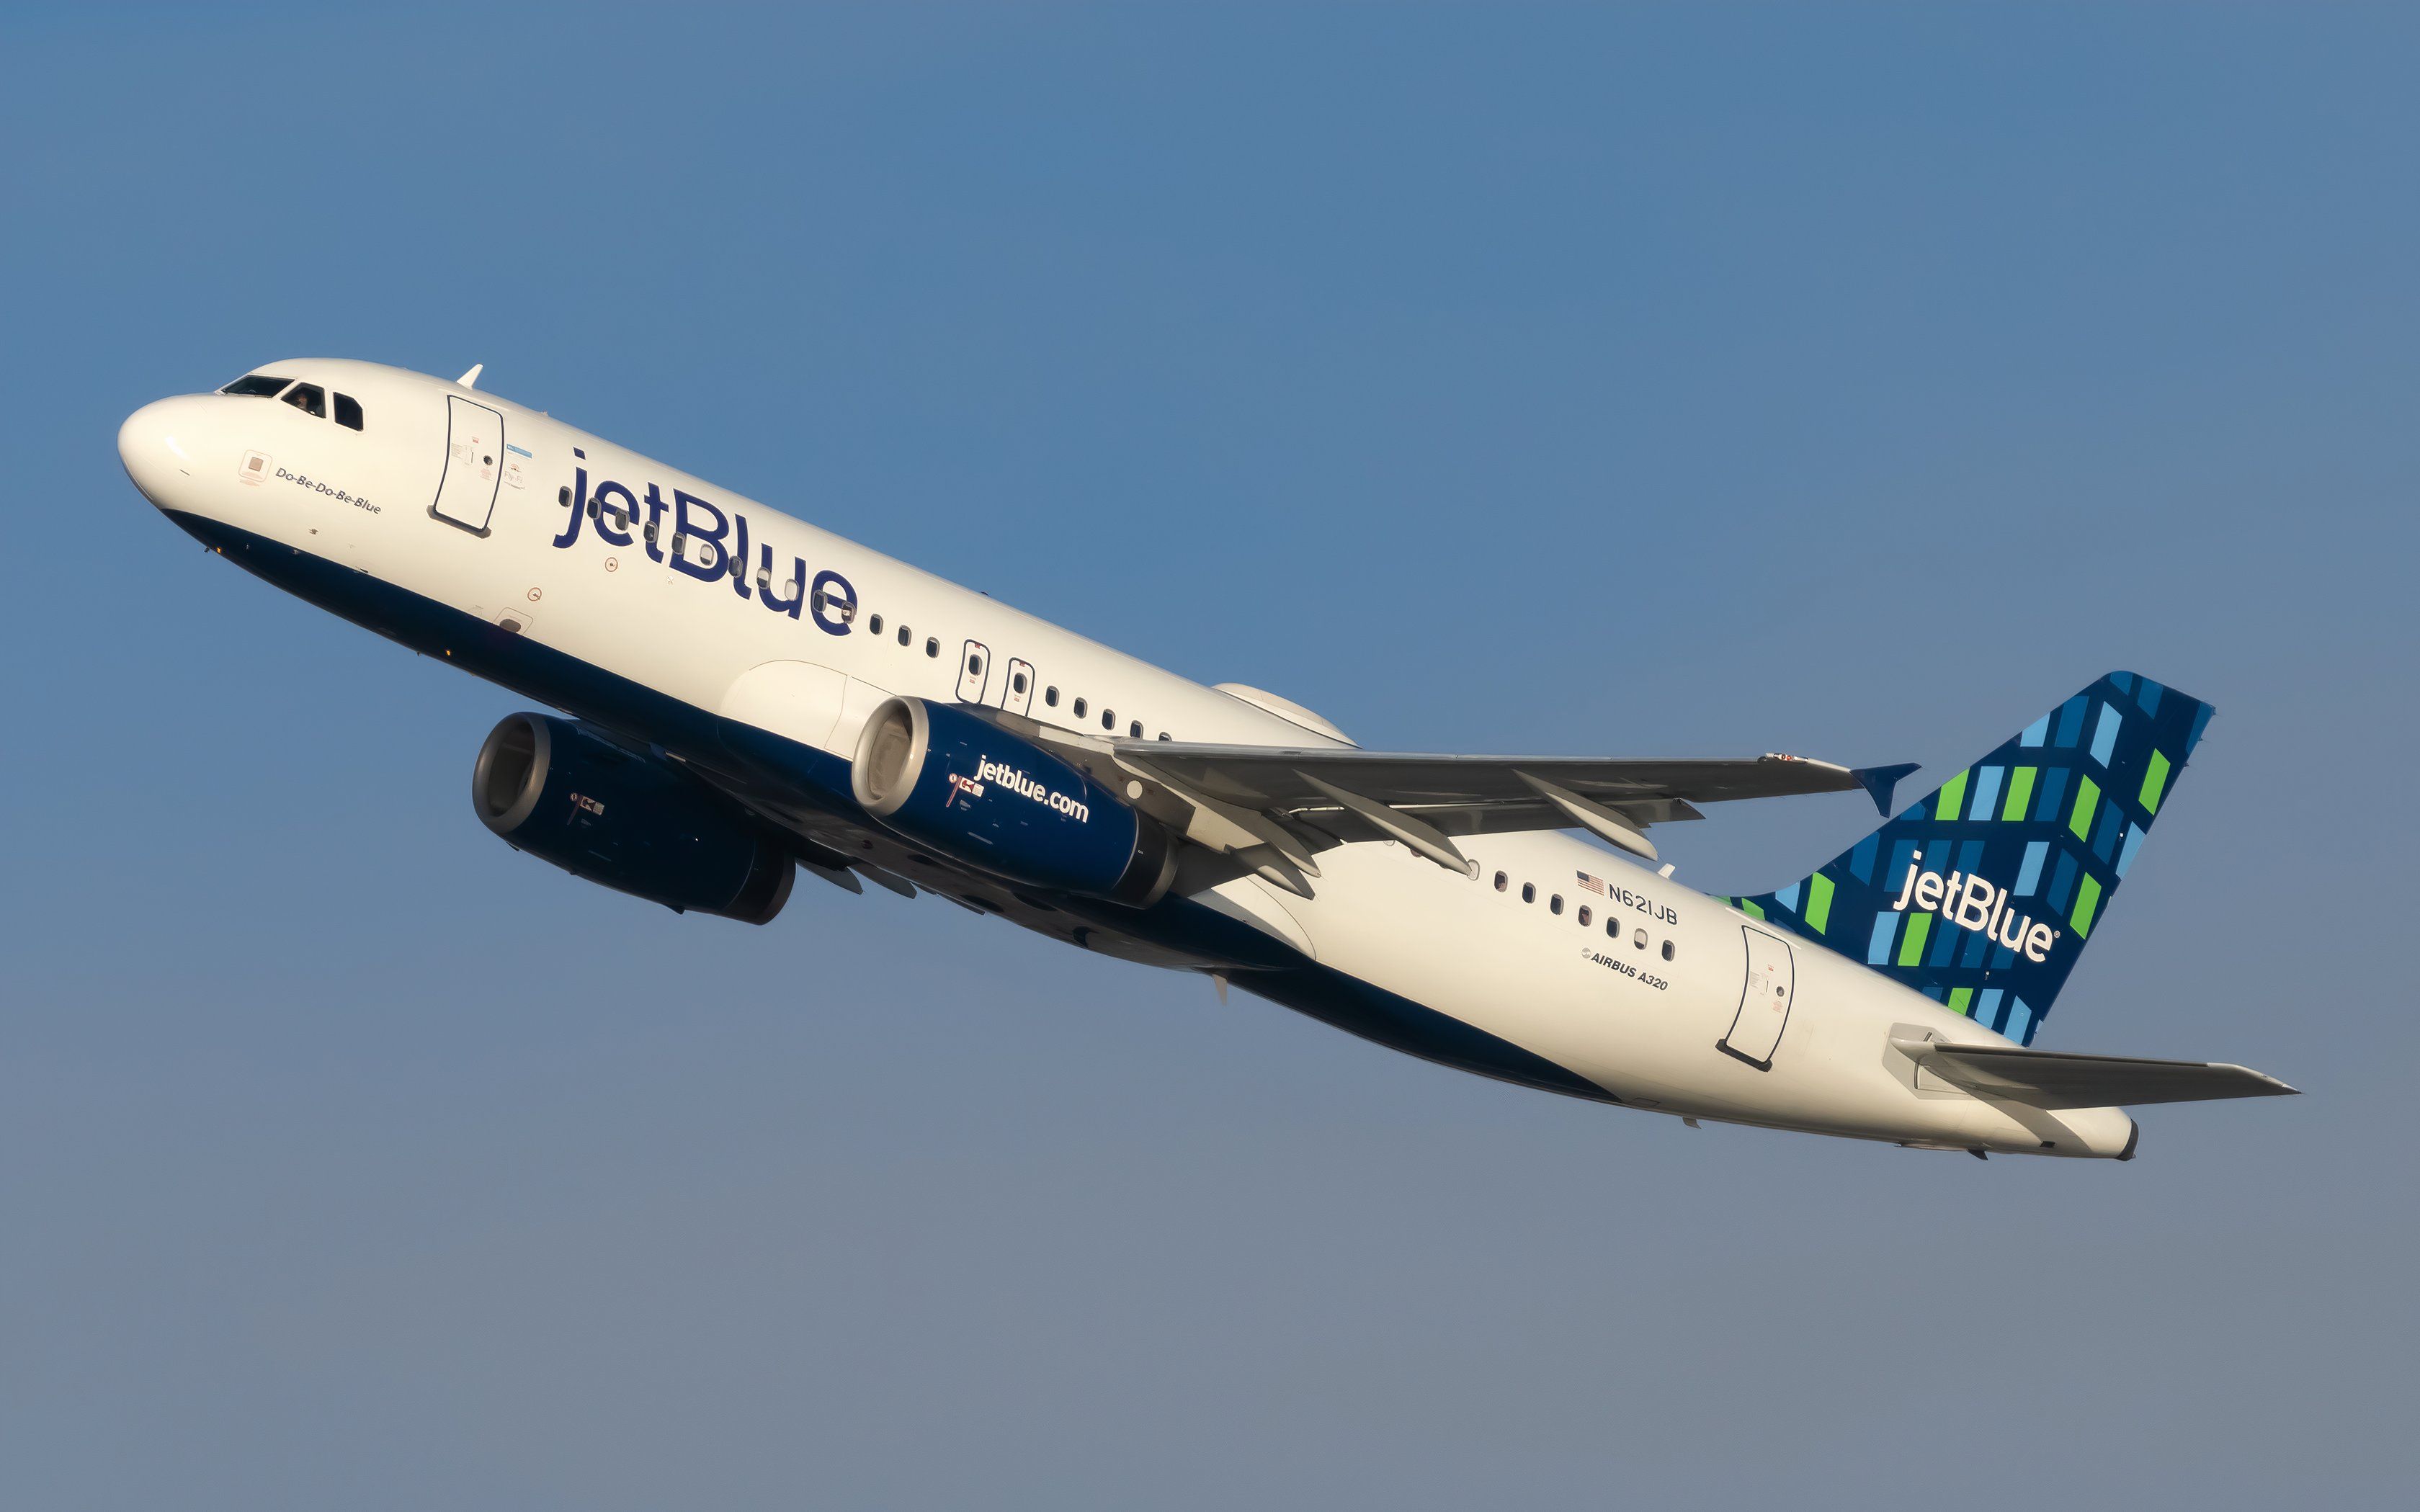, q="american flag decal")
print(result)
[1576,870,1606,895]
